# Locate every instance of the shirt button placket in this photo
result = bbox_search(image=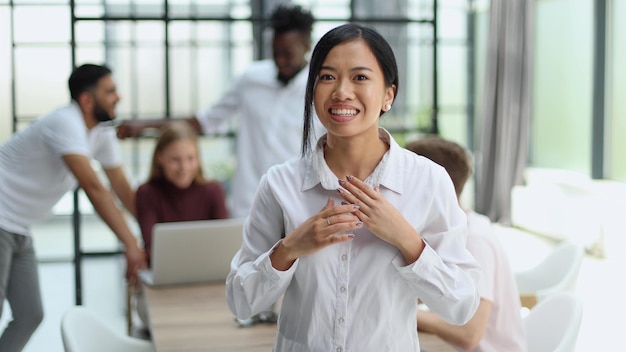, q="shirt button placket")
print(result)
[333,243,350,352]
